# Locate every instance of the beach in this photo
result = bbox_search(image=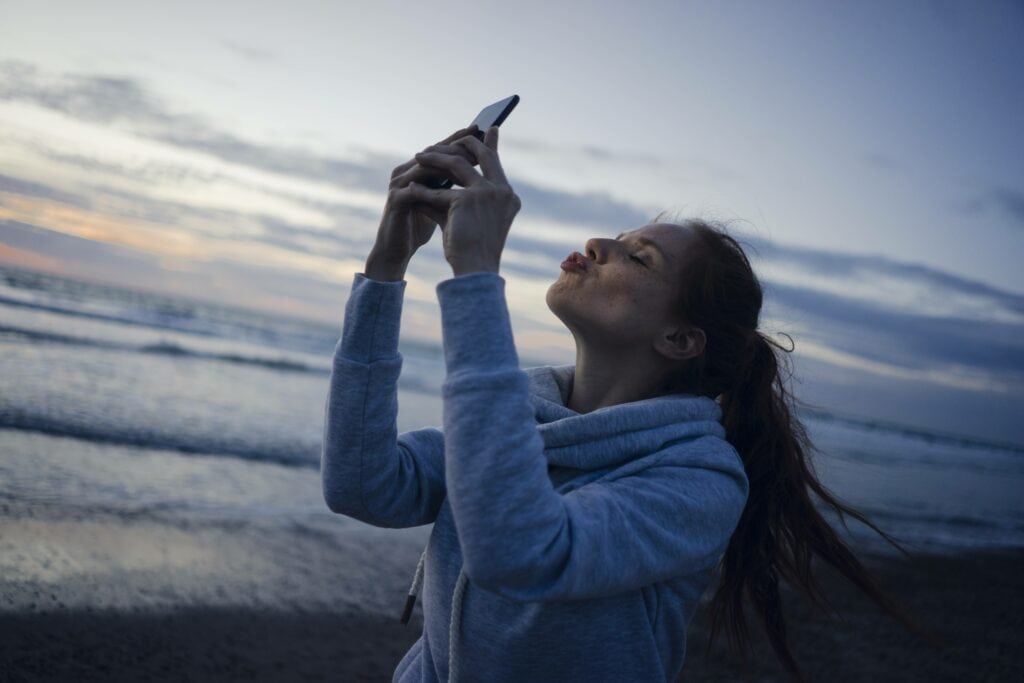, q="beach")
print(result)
[2,492,1021,682]
[2,263,1023,681]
